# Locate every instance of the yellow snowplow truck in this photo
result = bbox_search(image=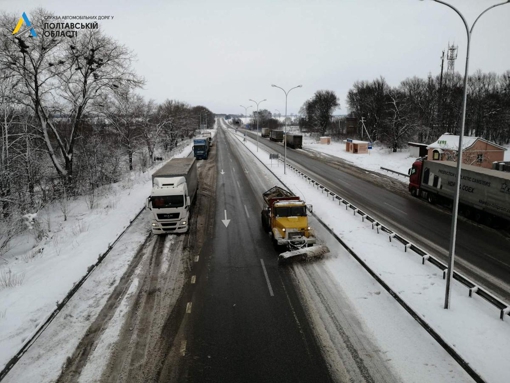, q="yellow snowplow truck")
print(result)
[261,186,329,263]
